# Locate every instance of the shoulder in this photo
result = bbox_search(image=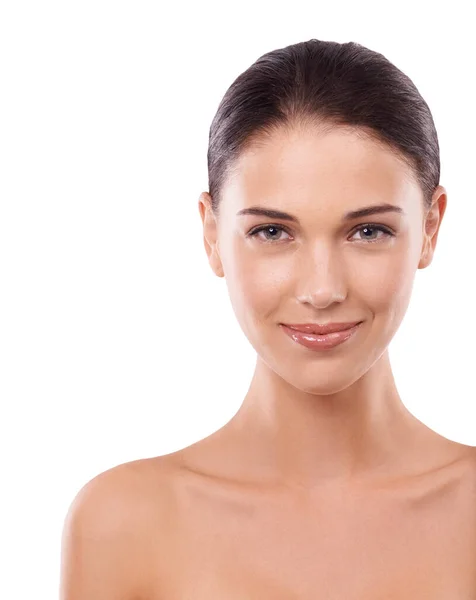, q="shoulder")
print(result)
[64,457,173,532]
[449,443,476,499]
[455,443,476,474]
[60,456,176,599]
[468,445,476,482]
